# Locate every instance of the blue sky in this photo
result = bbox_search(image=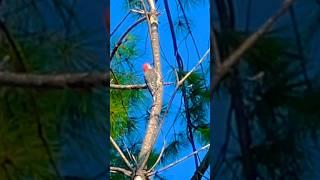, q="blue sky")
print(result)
[111,0,210,179]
